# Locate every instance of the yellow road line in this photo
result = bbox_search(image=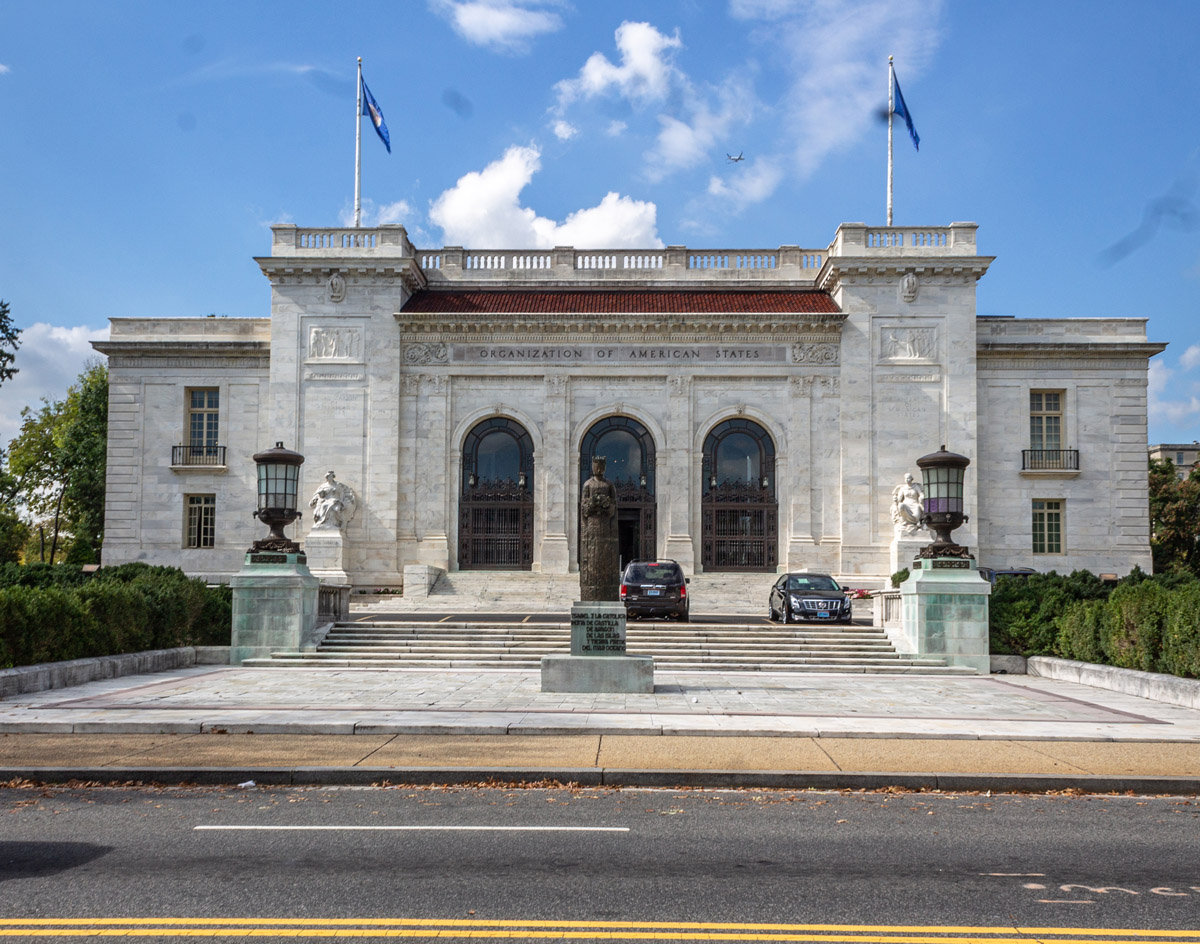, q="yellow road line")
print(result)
[0,921,1198,940]
[3,933,1200,942]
